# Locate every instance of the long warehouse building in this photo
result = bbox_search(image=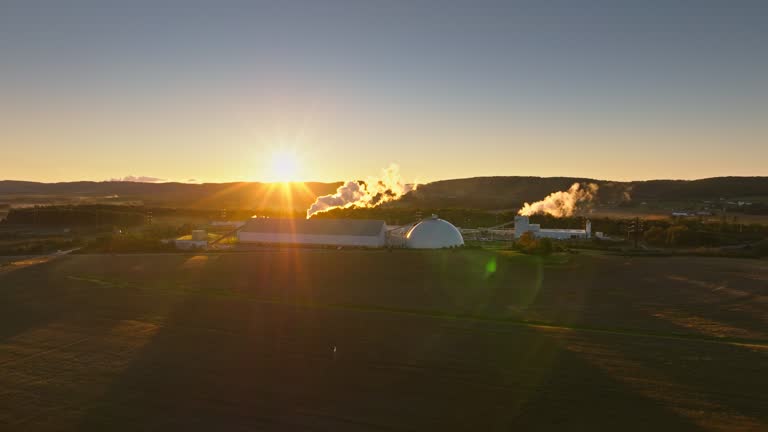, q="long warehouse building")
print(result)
[237,218,387,247]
